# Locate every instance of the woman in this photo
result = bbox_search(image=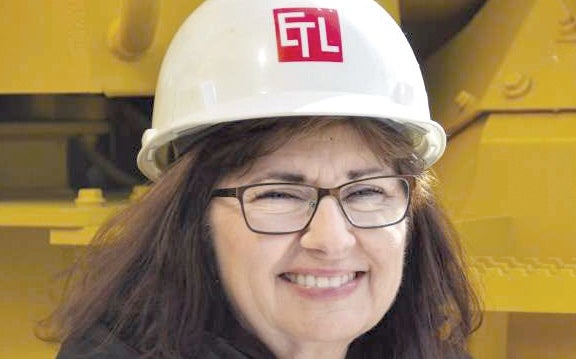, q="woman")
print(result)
[44,0,481,358]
